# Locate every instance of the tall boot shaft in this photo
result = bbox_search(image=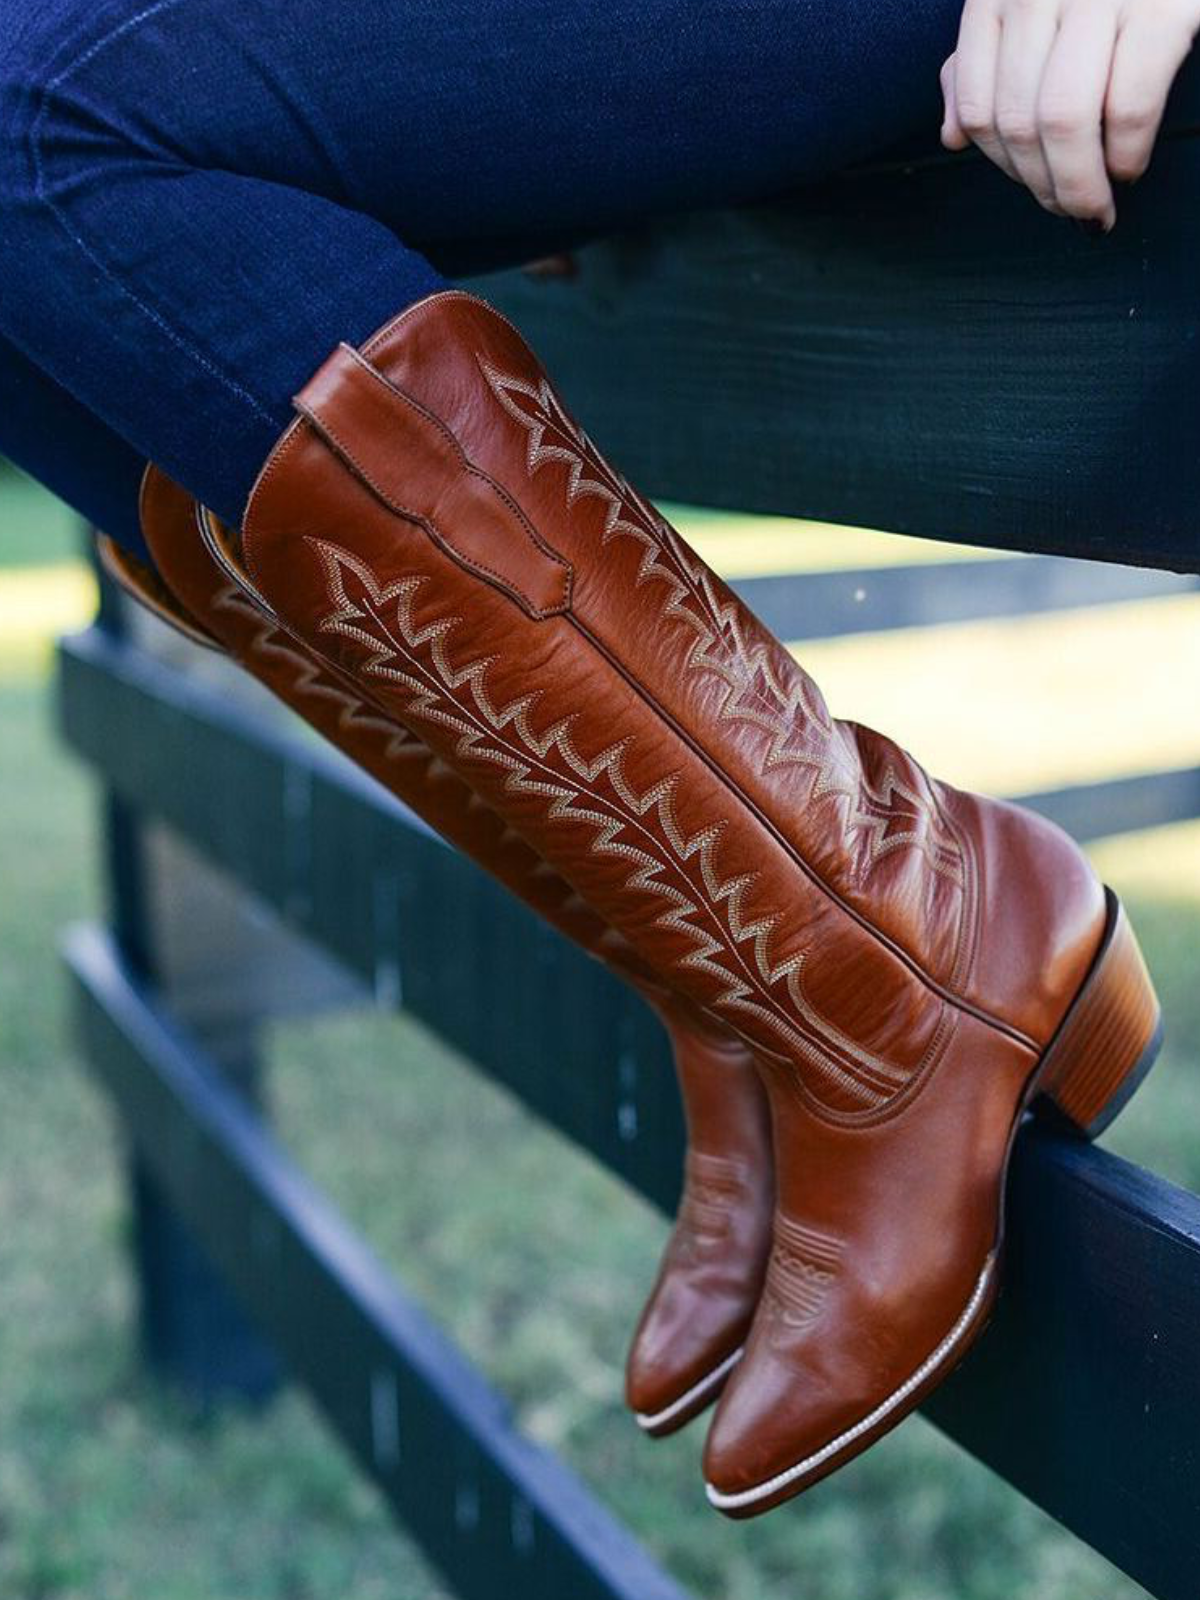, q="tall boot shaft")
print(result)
[132,465,773,1433]
[232,289,1107,1120]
